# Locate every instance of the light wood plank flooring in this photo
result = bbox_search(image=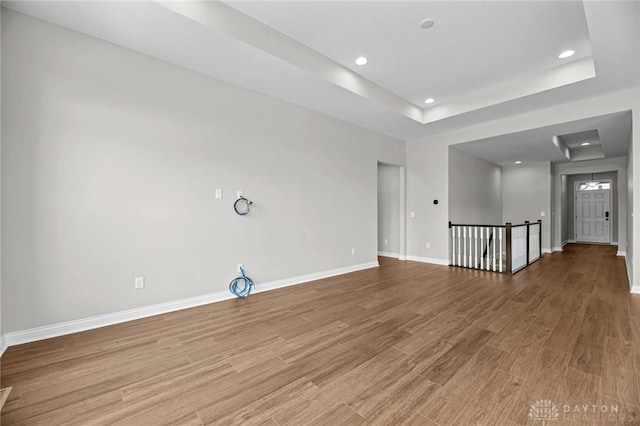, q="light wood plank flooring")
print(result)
[1,244,639,425]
